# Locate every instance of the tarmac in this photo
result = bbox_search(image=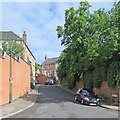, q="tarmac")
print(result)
[0,84,119,119]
